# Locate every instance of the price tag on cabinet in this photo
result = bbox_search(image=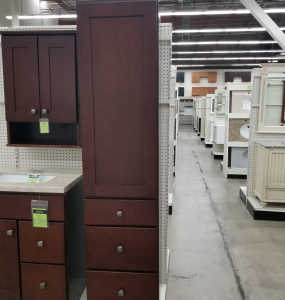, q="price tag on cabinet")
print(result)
[31,200,49,228]
[39,118,49,134]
